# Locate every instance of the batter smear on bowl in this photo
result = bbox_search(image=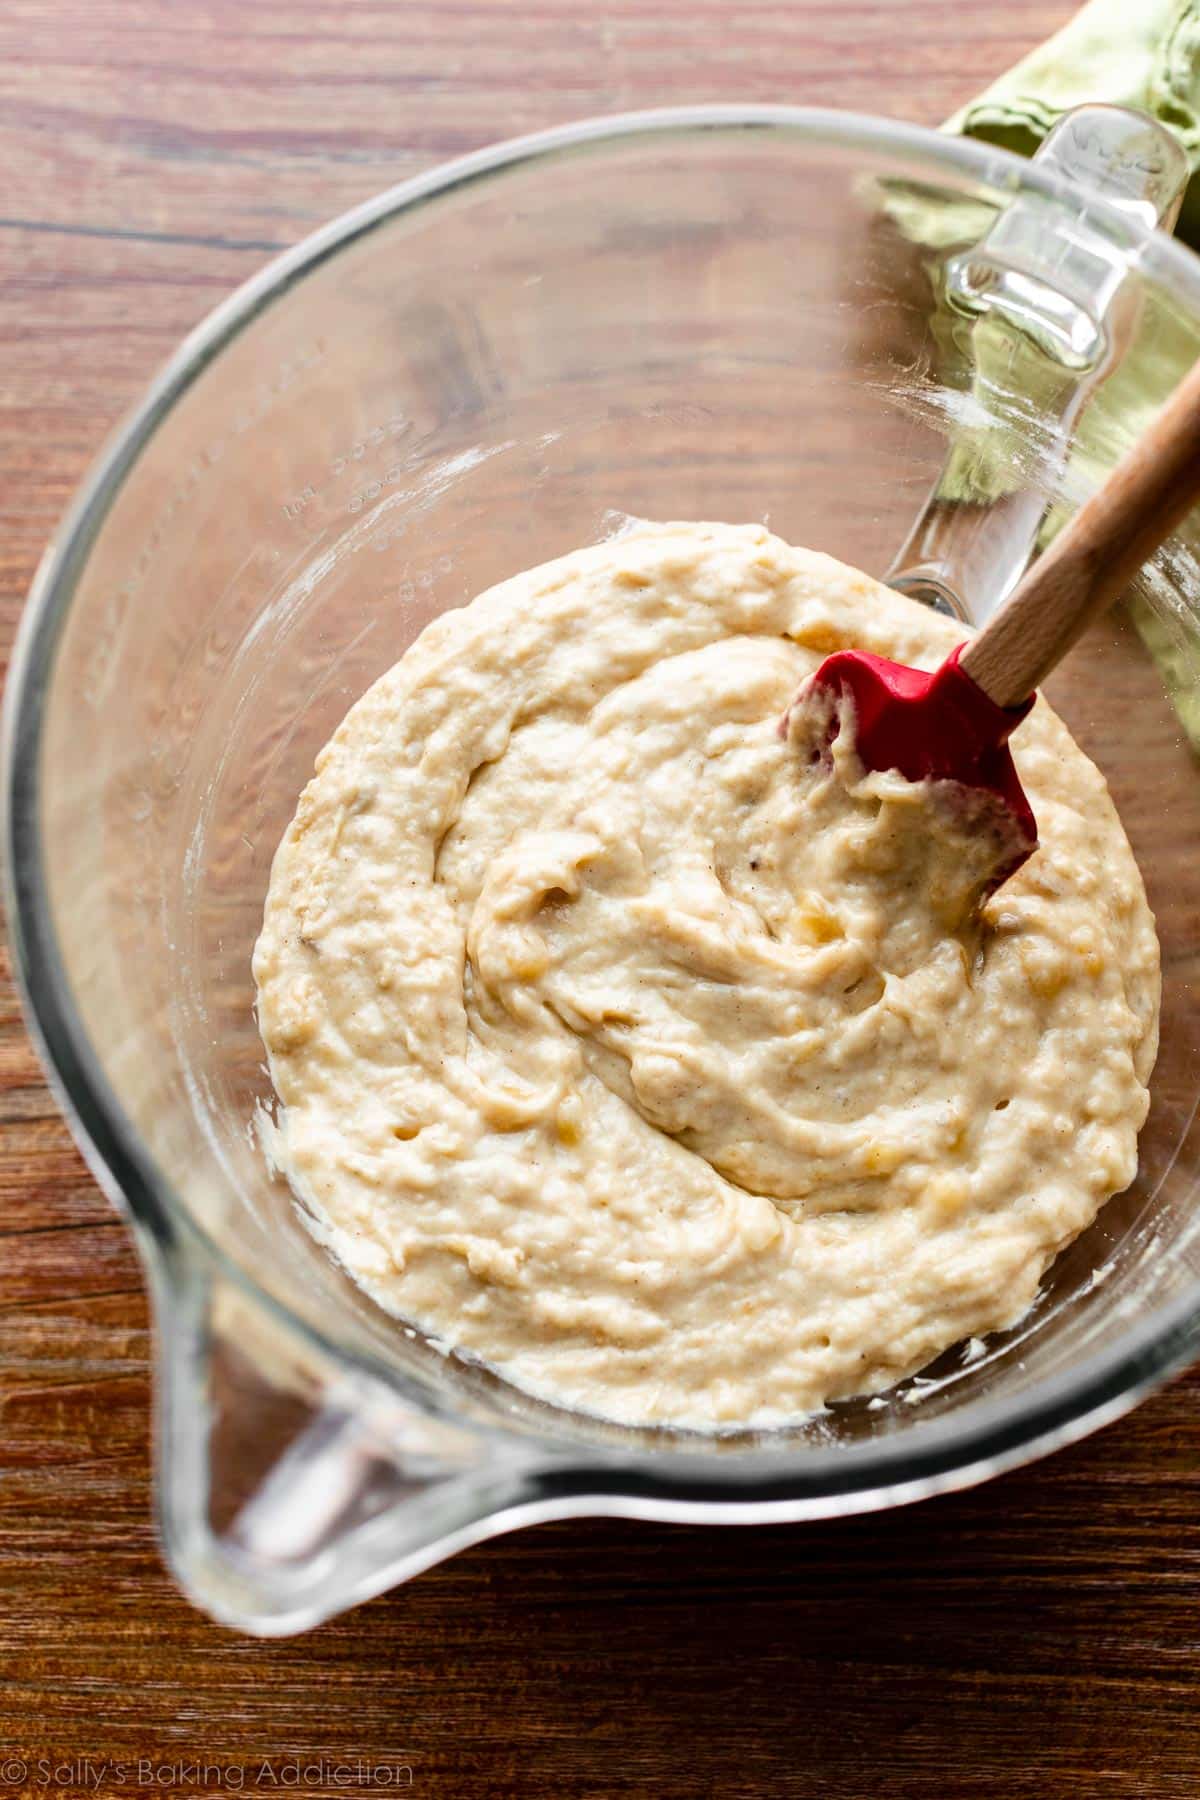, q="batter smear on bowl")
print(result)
[253,522,1160,1429]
